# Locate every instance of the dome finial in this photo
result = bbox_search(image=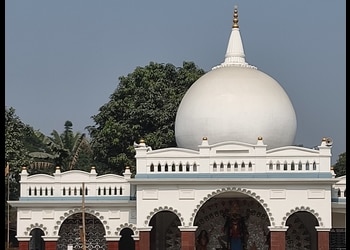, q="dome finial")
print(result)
[233,5,239,28]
